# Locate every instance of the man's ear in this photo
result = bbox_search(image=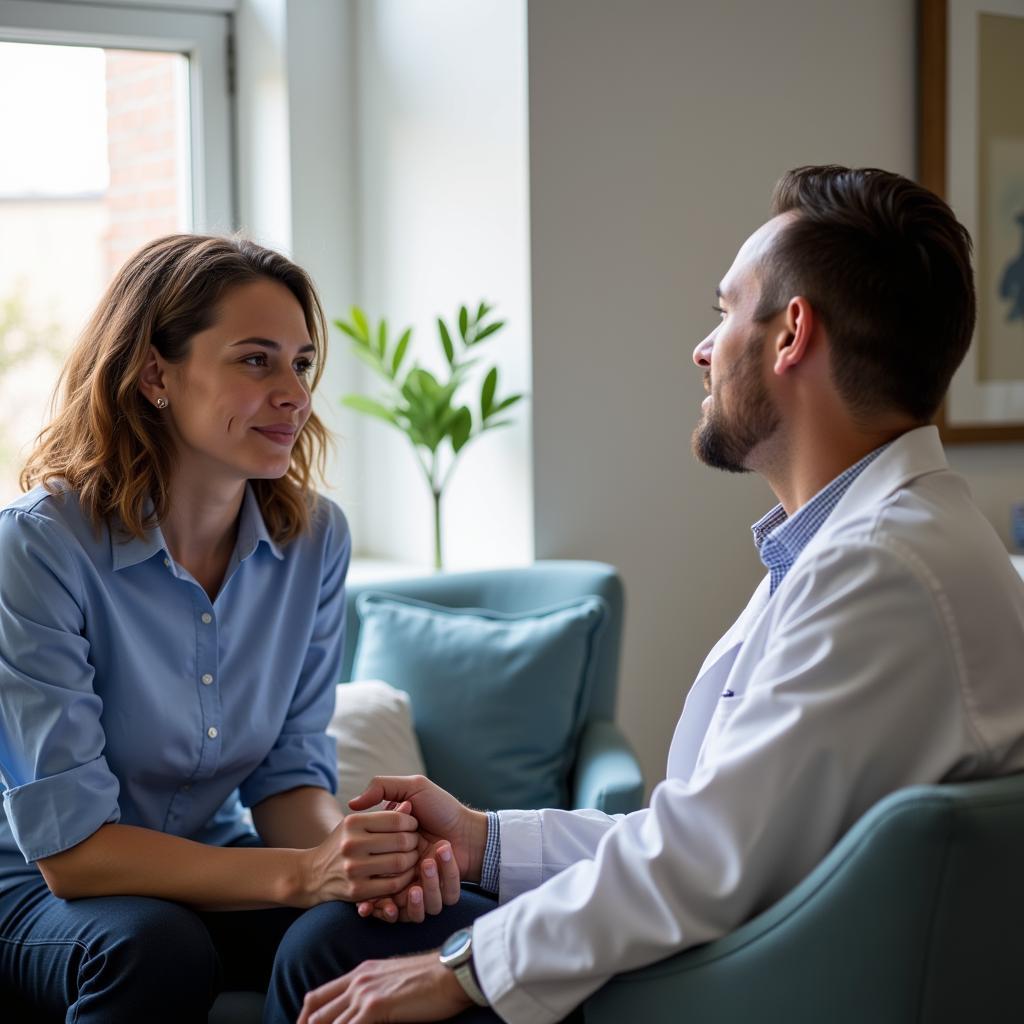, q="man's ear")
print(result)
[138,346,169,407]
[772,296,816,376]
